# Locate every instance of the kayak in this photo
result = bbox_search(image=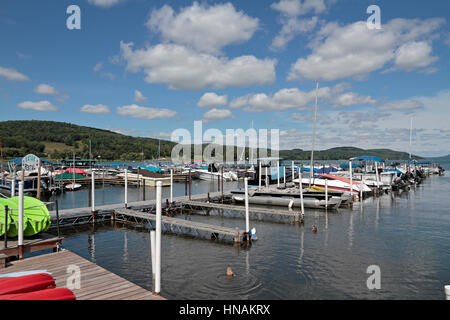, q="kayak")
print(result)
[0,196,51,237]
[0,288,76,300]
[0,270,51,278]
[0,273,55,295]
